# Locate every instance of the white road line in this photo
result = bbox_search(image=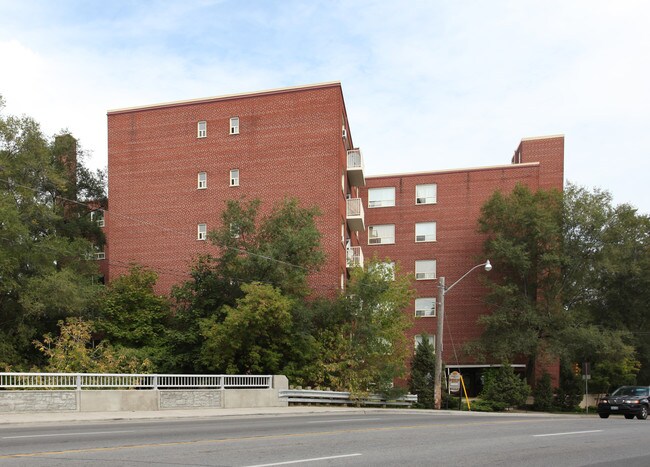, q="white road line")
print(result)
[2,430,135,439]
[245,453,362,466]
[307,418,382,423]
[533,430,603,438]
